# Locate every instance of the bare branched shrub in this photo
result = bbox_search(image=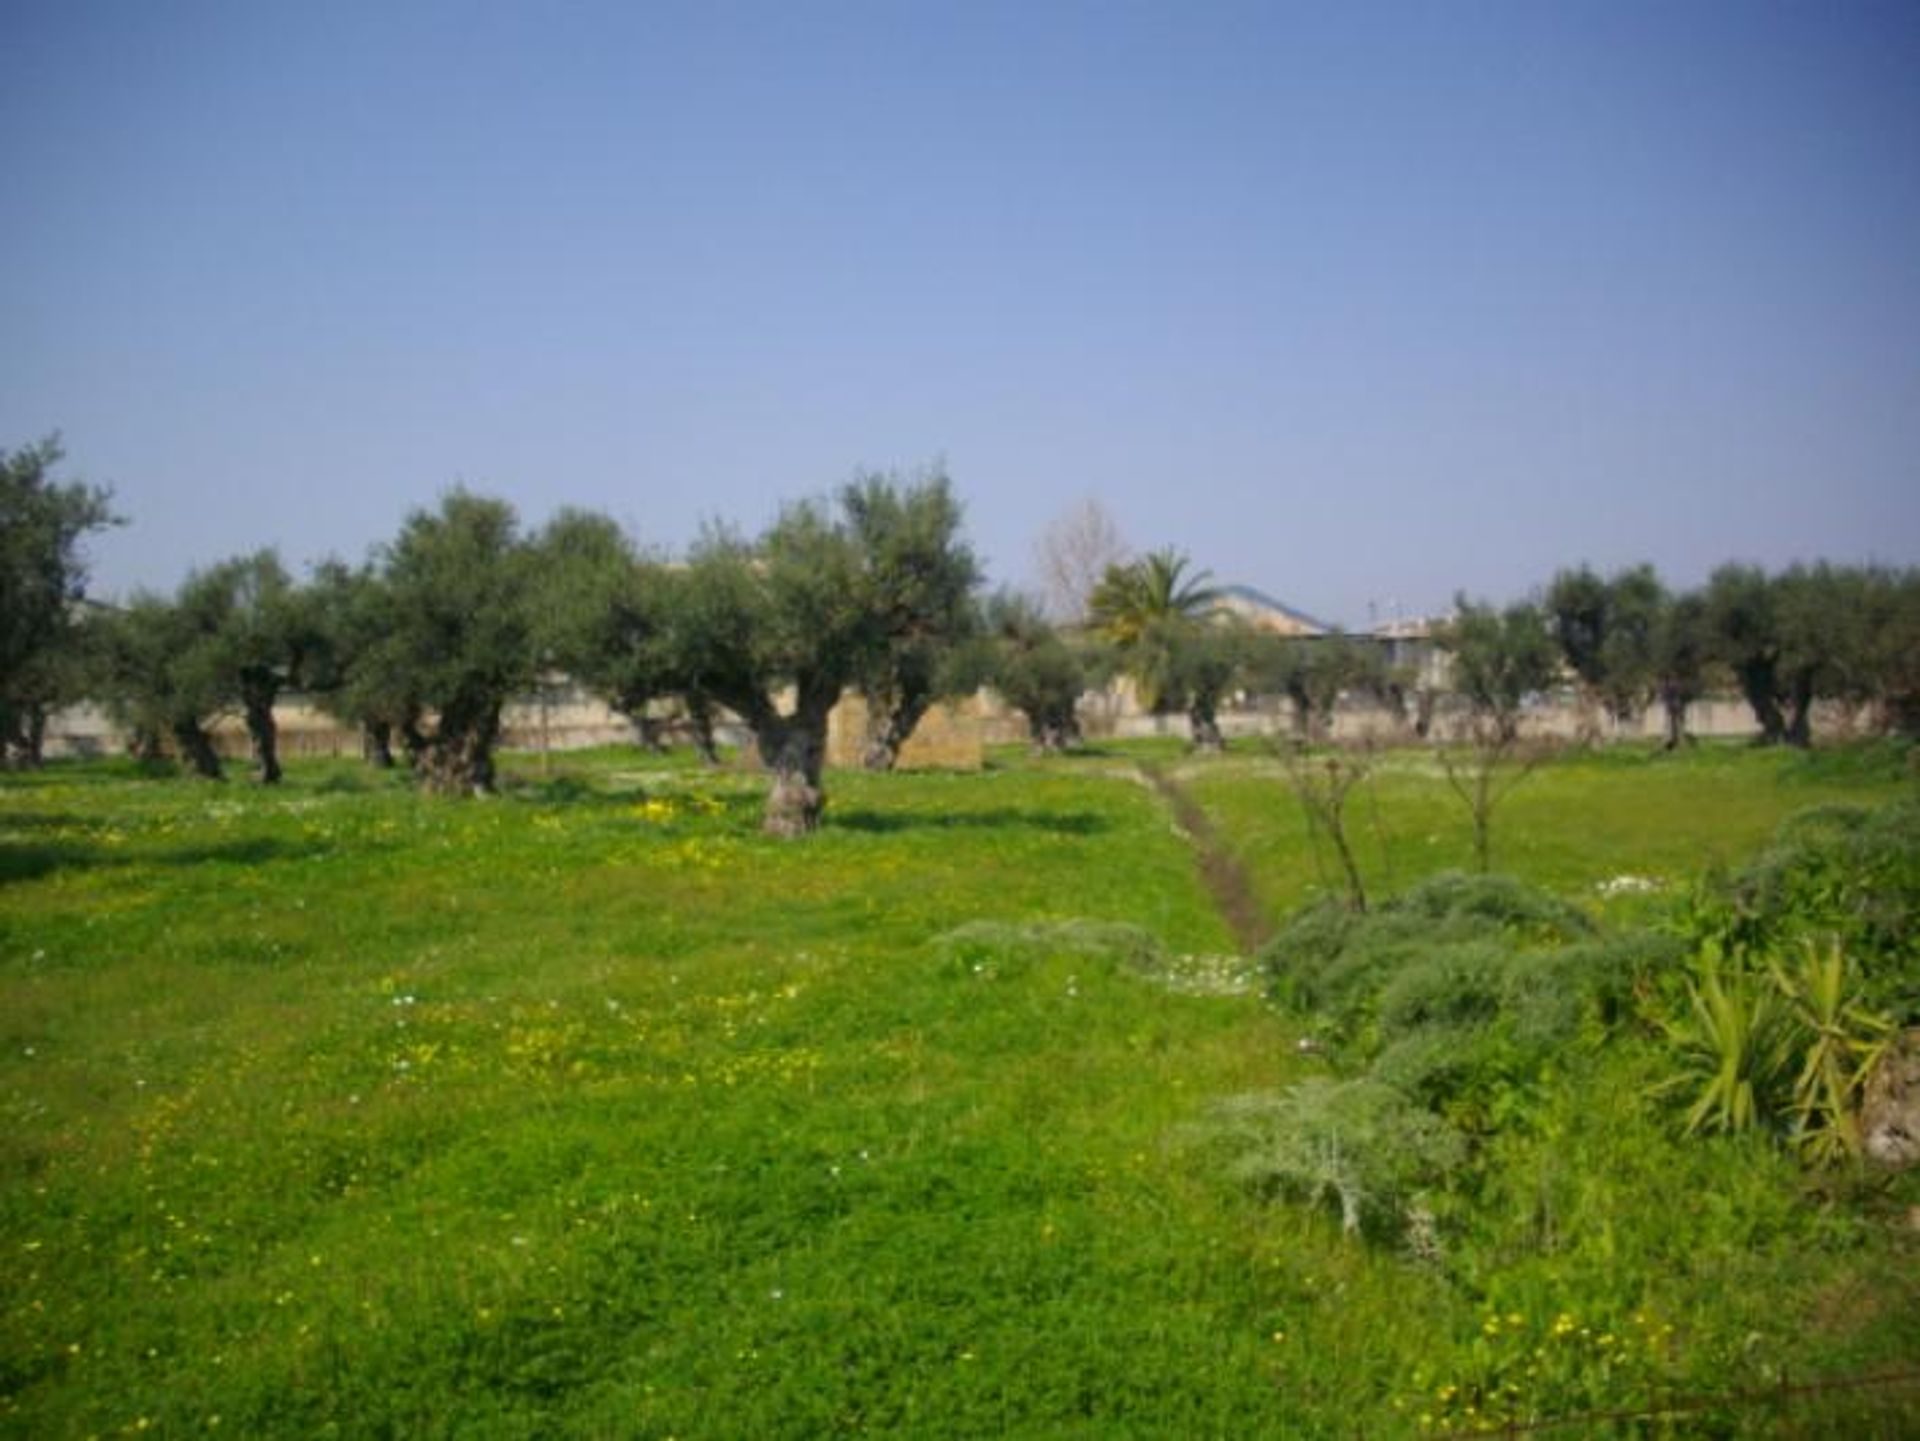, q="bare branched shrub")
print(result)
[1276,738,1377,912]
[1436,717,1557,873]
